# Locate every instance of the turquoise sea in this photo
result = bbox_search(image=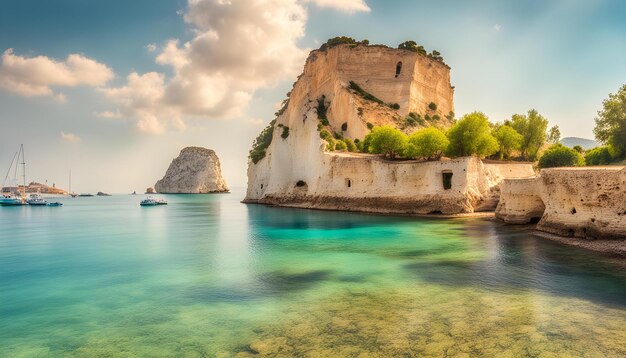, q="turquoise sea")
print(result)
[1,189,625,357]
